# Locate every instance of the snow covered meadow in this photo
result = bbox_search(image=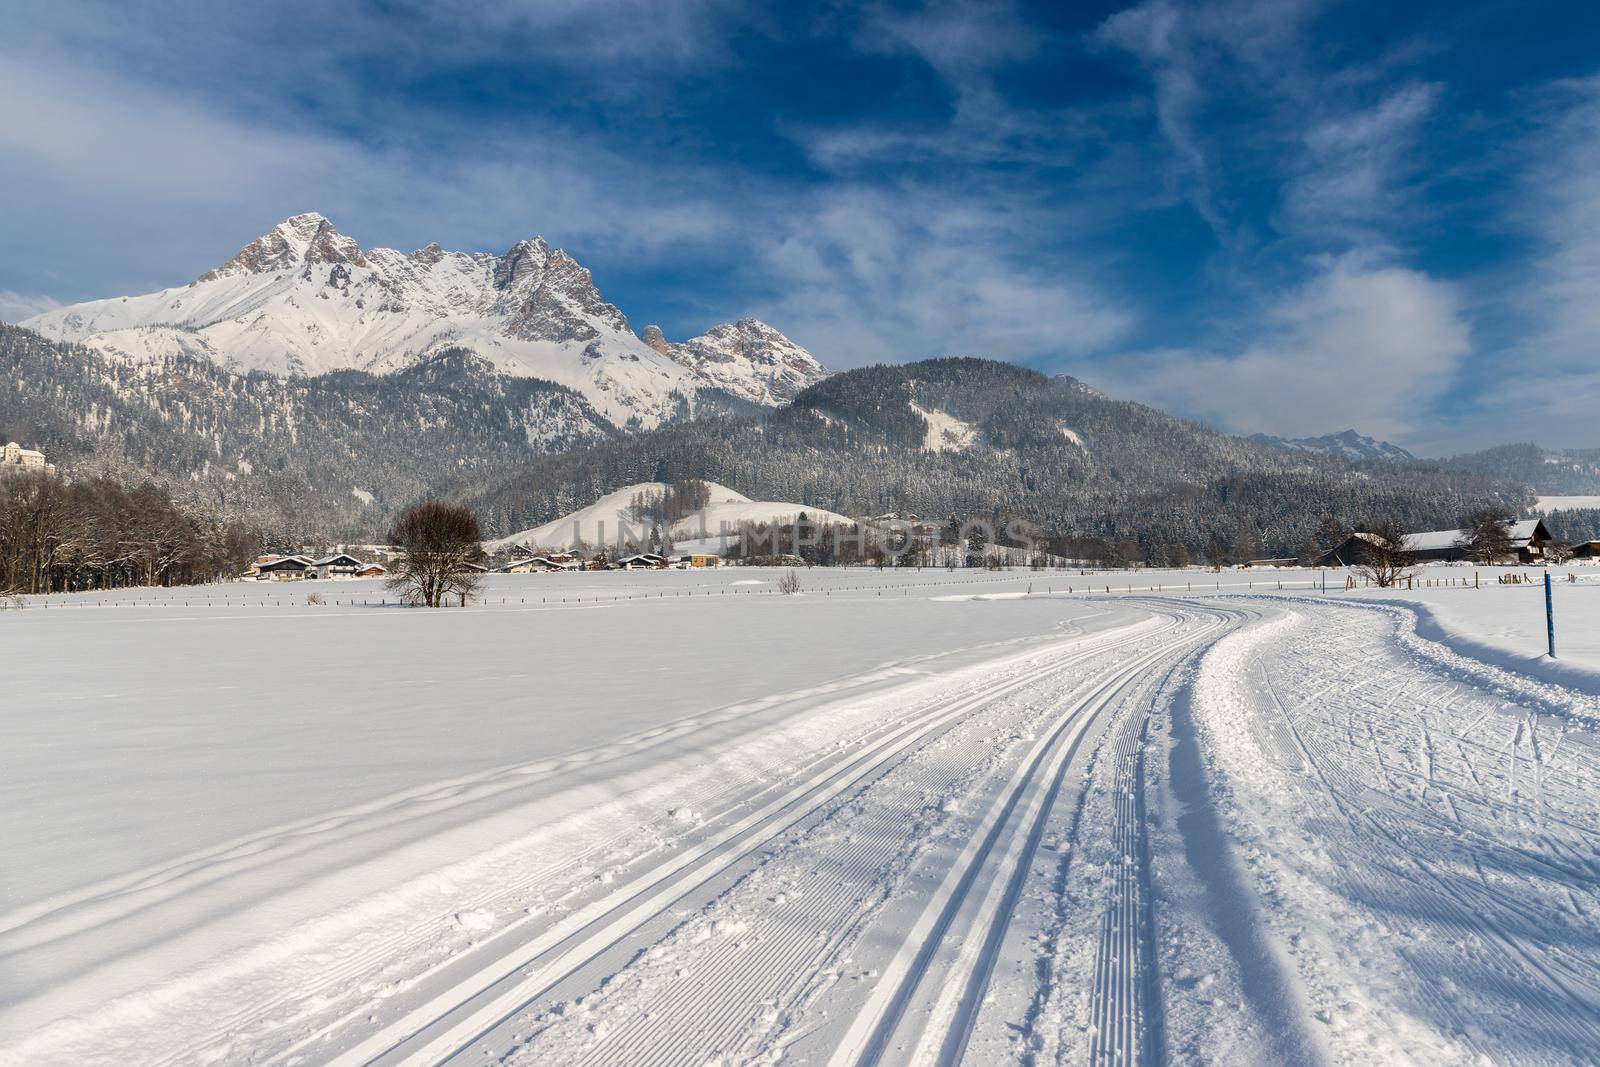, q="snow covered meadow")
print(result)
[4,564,1600,1065]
